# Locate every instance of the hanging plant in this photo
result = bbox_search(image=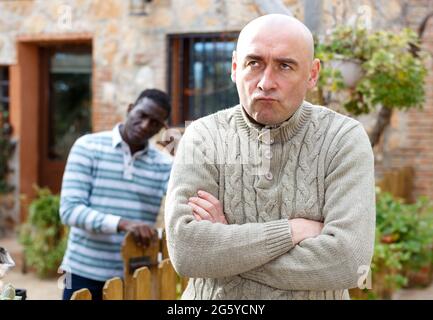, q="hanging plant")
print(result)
[315,24,429,146]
